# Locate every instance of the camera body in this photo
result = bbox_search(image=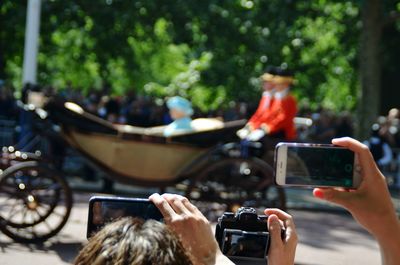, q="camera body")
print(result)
[215,207,271,261]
